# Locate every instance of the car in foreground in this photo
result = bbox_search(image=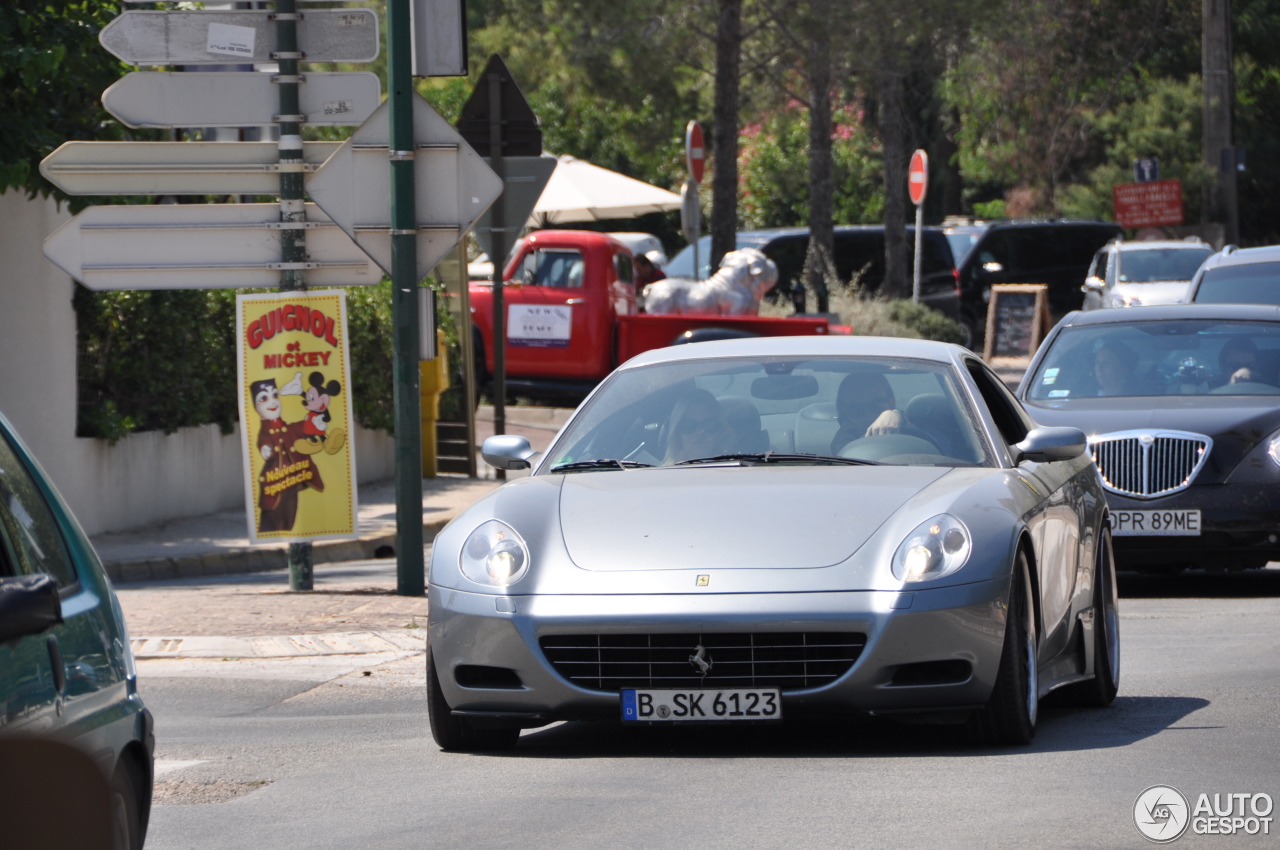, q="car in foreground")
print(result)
[1018,304,1280,573]
[427,336,1118,751]
[0,410,153,849]
[1187,244,1280,305]
[1080,238,1213,310]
